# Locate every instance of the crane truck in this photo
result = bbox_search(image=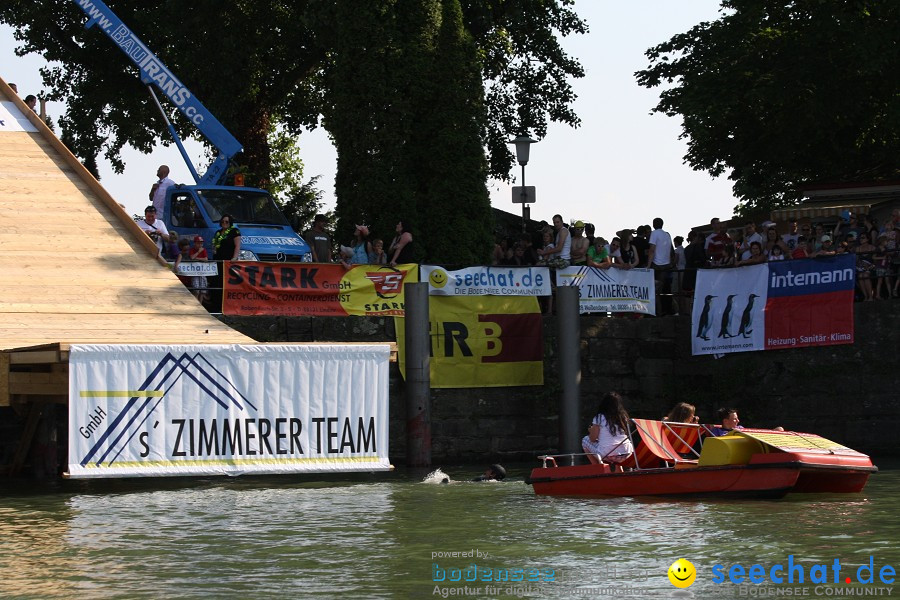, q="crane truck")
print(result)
[71,0,312,262]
